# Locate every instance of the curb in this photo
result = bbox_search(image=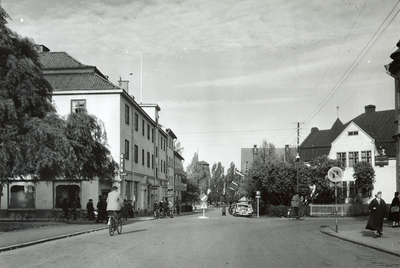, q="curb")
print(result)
[320,228,400,257]
[0,226,108,253]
